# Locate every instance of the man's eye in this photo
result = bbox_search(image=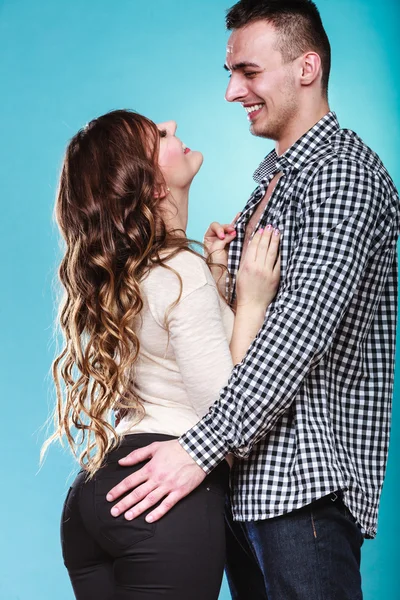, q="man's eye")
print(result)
[158,129,167,138]
[244,72,258,78]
